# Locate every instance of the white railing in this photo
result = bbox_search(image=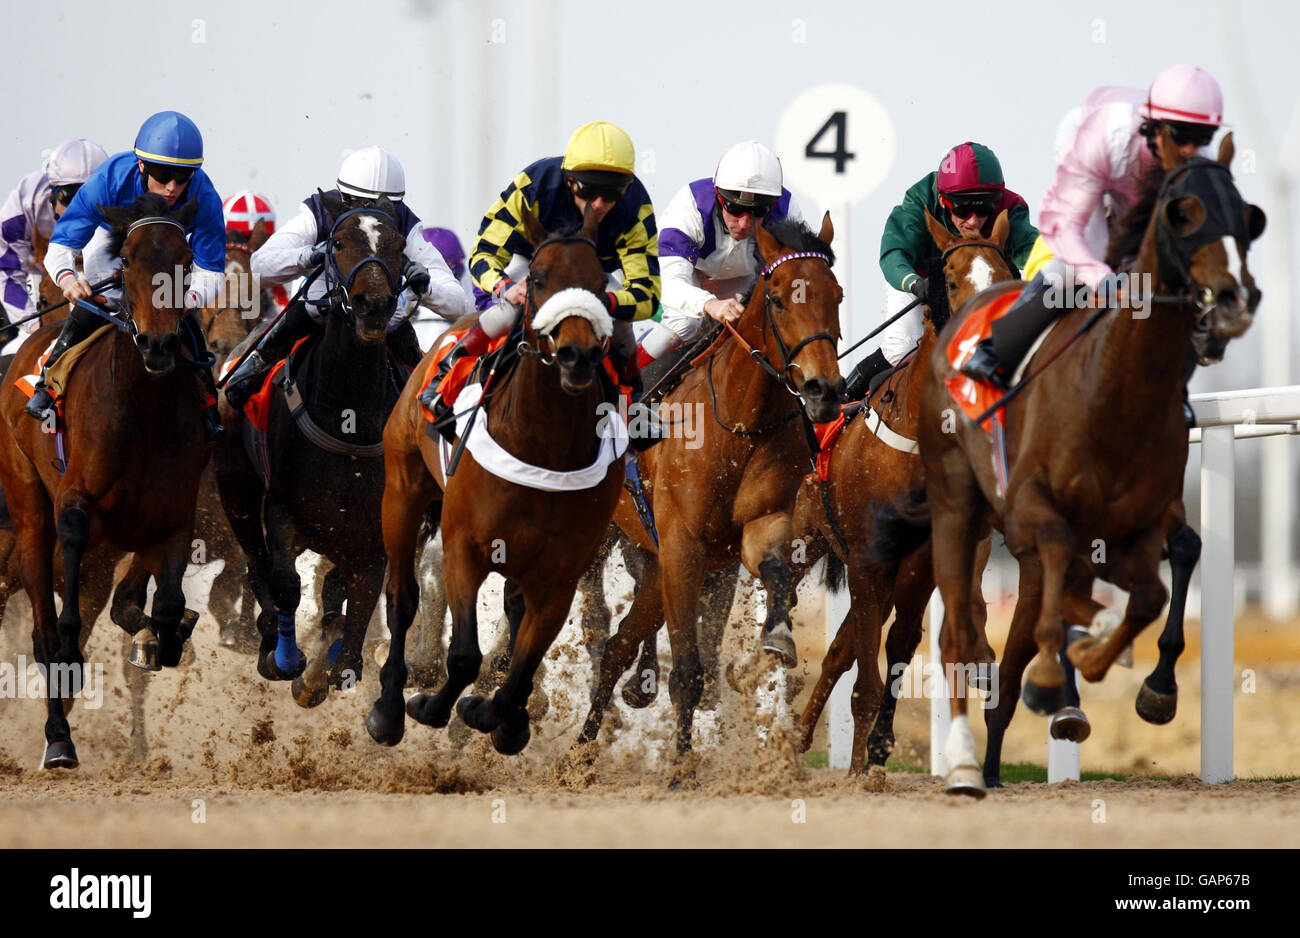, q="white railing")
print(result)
[824,386,1300,783]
